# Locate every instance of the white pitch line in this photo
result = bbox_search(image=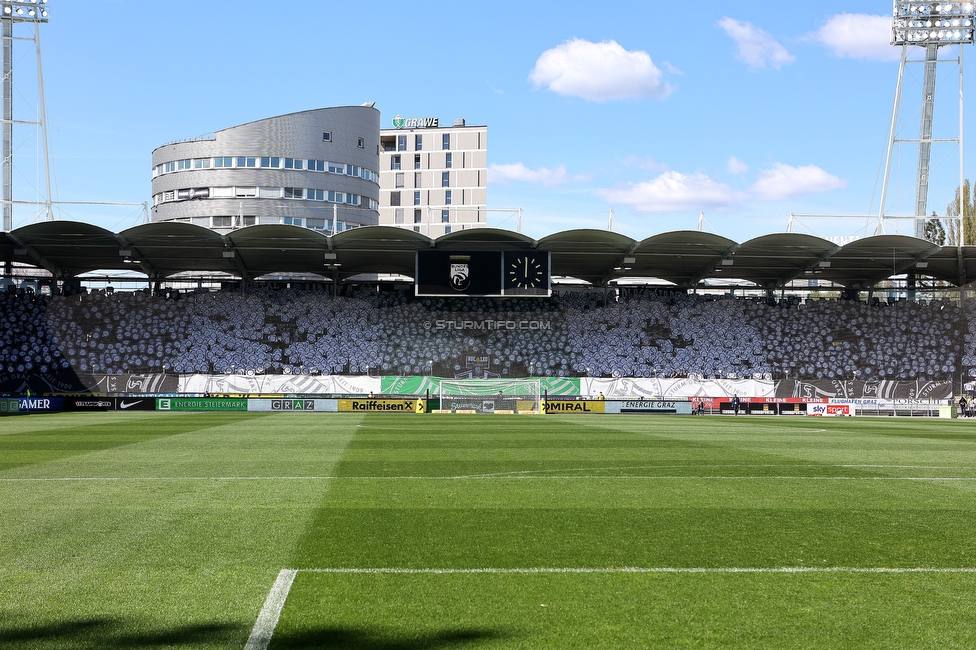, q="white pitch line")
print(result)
[244,569,297,650]
[298,566,976,575]
[6,475,976,482]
